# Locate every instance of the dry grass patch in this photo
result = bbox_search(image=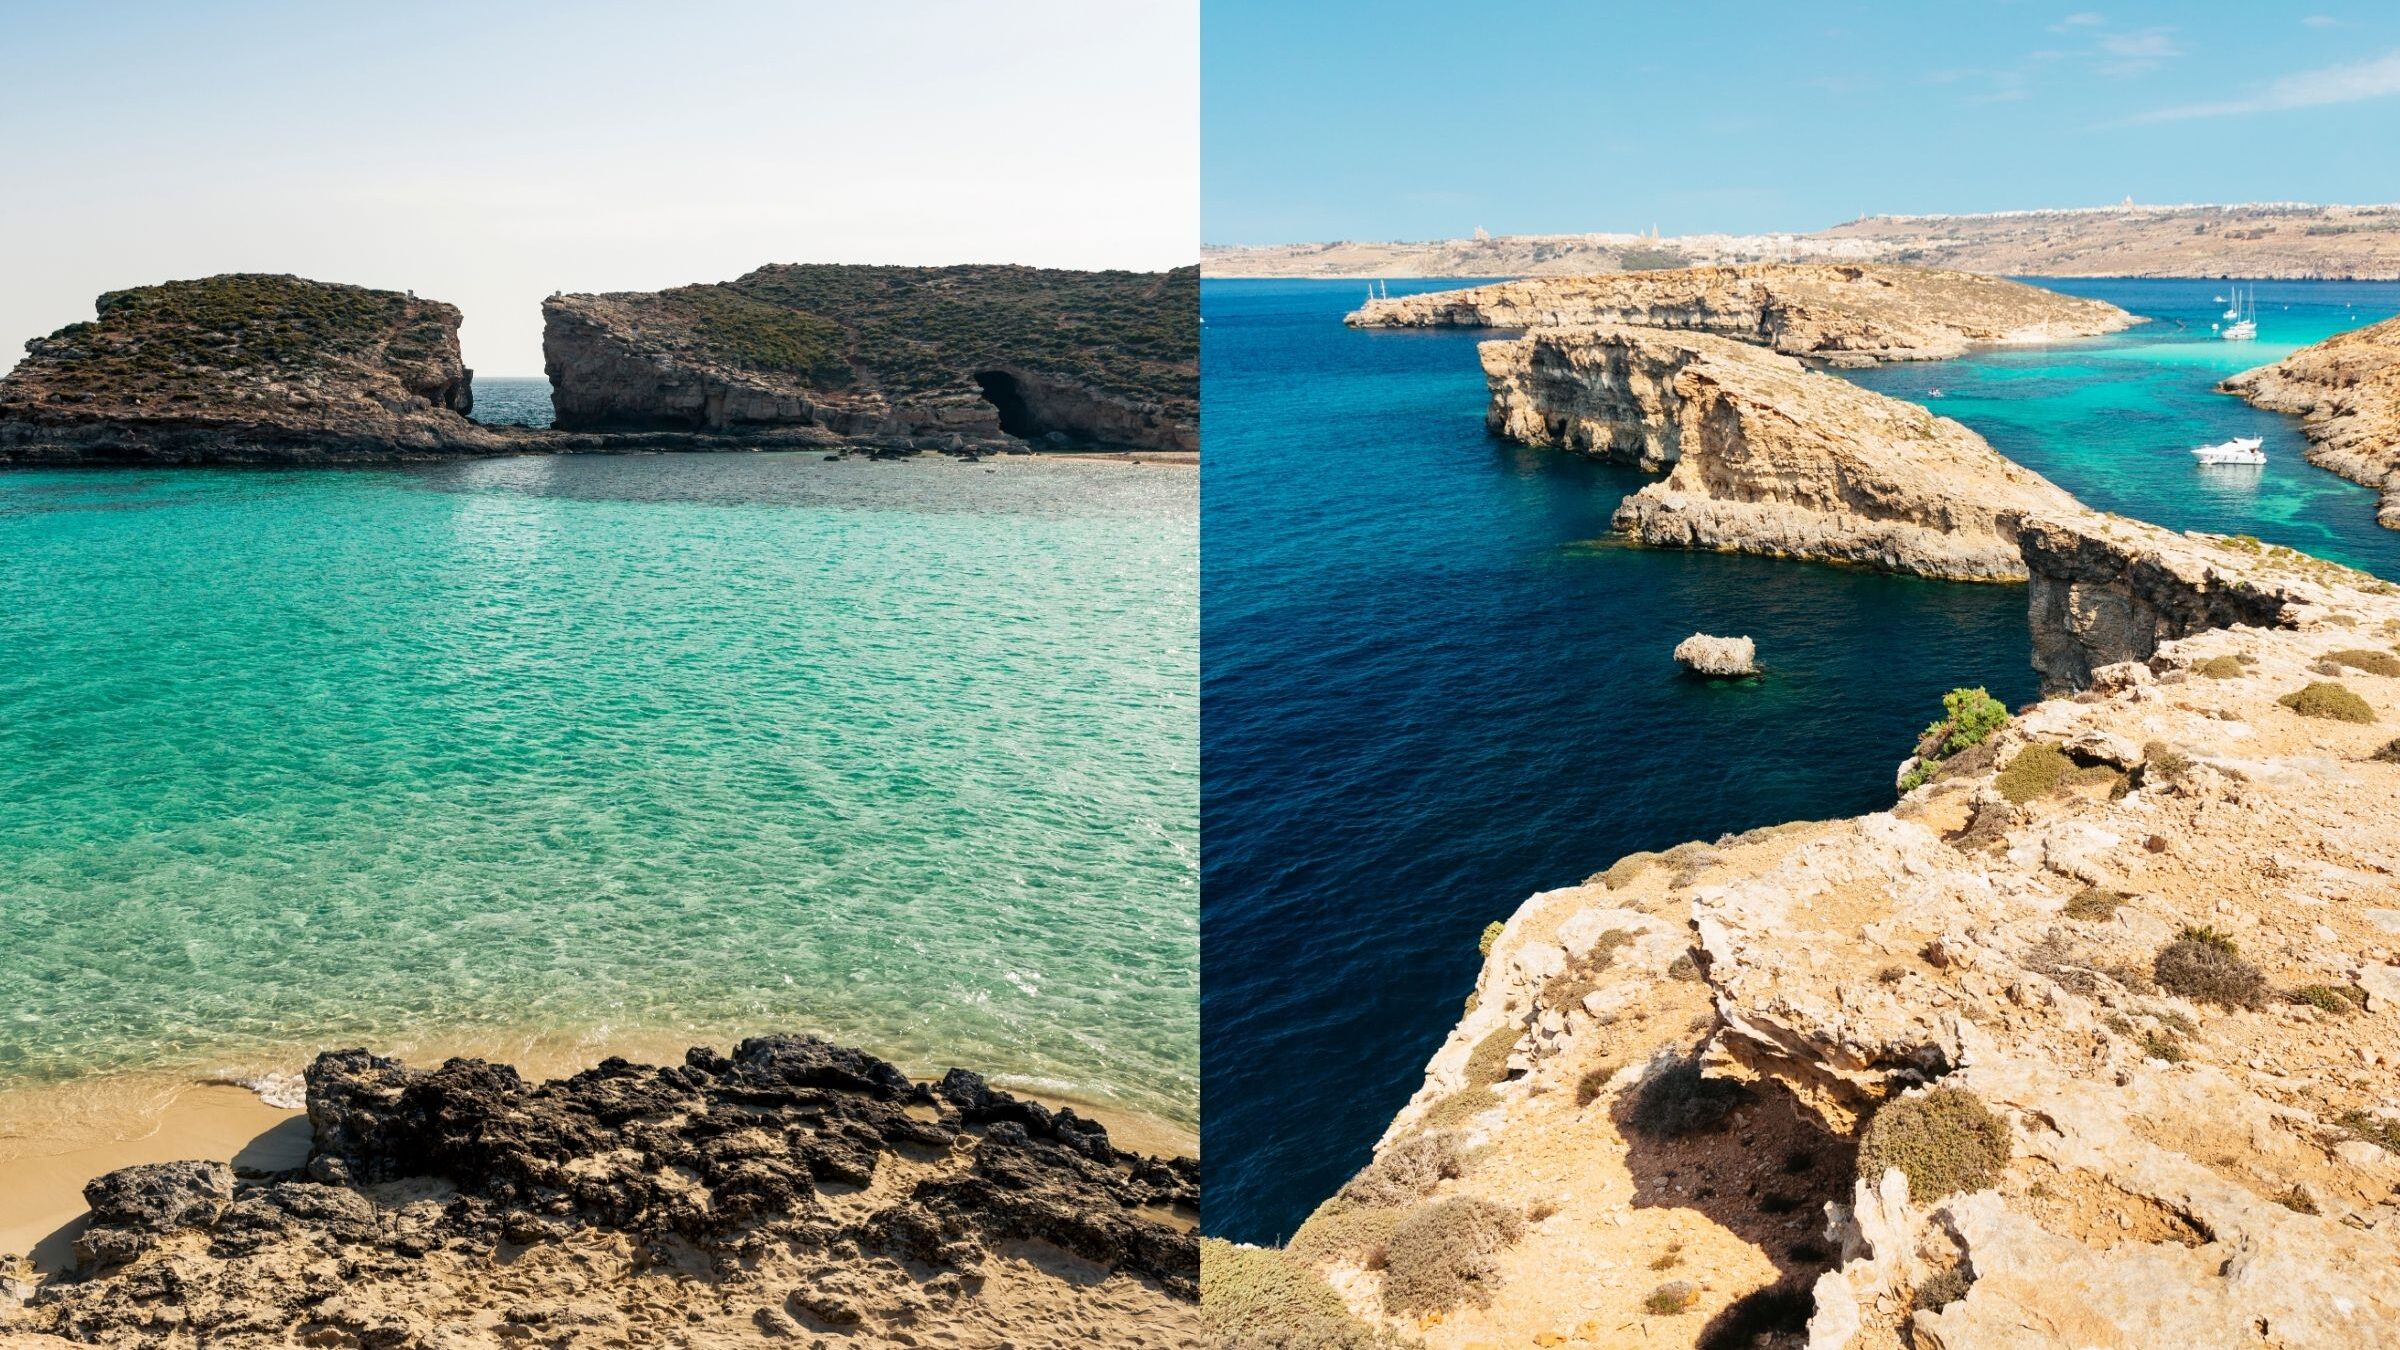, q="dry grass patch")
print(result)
[2154,927,2266,1008]
[1644,1280,1699,1315]
[1200,1238,1392,1349]
[1995,742,2073,803]
[2192,655,2246,679]
[2328,648,2400,677]
[2287,983,2366,1016]
[1381,1197,1525,1317]
[2063,887,2127,921]
[1338,1132,1463,1209]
